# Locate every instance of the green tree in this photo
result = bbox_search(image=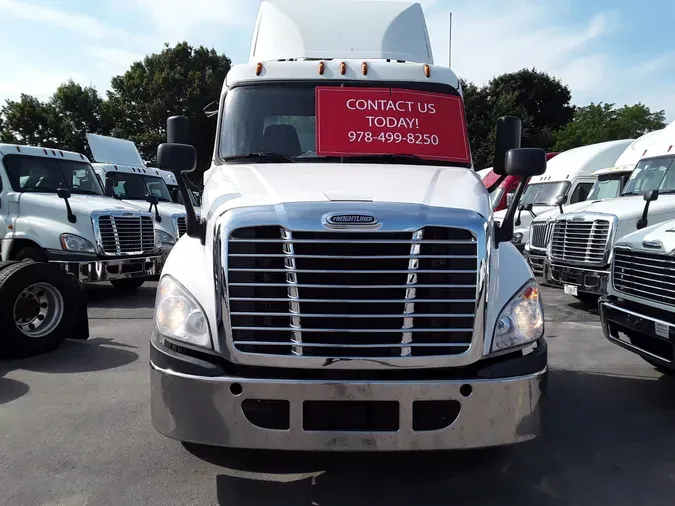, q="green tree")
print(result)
[107,41,232,178]
[51,80,113,158]
[0,94,62,147]
[552,102,666,152]
[461,69,574,170]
